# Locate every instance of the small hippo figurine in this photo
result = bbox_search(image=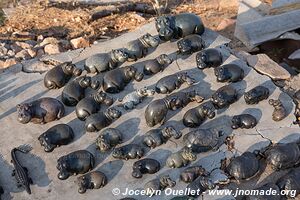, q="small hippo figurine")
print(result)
[166,147,197,168]
[180,166,208,183]
[17,97,65,124]
[132,158,160,178]
[95,128,122,152]
[143,54,173,75]
[77,171,107,194]
[214,64,244,83]
[145,90,204,127]
[57,150,95,180]
[143,126,182,148]
[155,13,204,41]
[186,176,215,197]
[183,101,216,128]
[62,76,100,106]
[102,65,144,93]
[177,34,205,54]
[231,114,257,129]
[269,99,287,121]
[38,124,74,152]
[144,175,176,196]
[196,48,223,69]
[85,49,129,74]
[76,91,113,121]
[44,62,82,89]
[244,86,269,105]
[117,87,155,110]
[293,90,300,126]
[155,72,195,94]
[125,33,159,61]
[112,144,144,160]
[85,108,122,132]
[211,85,238,109]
